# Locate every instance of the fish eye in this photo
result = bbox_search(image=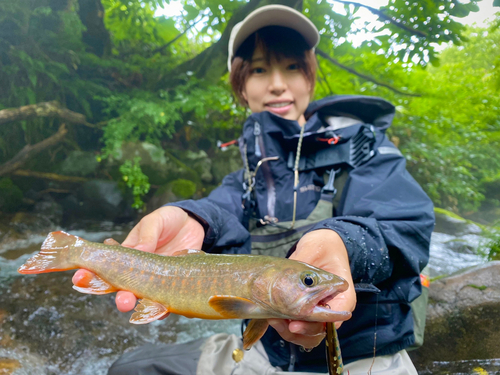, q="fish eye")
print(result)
[301,272,318,288]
